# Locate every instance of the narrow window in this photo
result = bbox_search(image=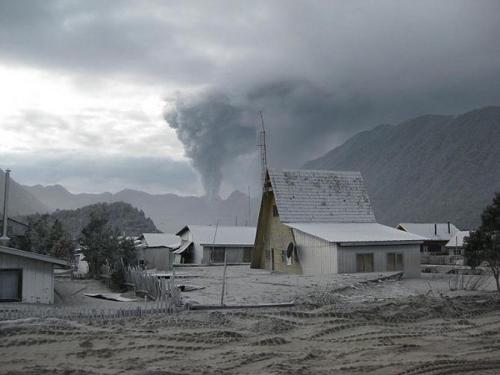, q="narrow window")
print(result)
[356,254,374,272]
[387,253,403,271]
[272,205,279,217]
